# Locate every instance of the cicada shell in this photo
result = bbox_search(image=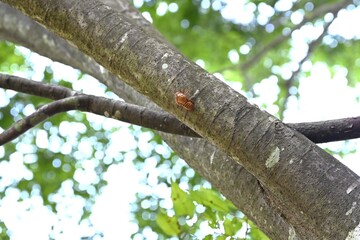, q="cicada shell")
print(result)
[175,91,194,111]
